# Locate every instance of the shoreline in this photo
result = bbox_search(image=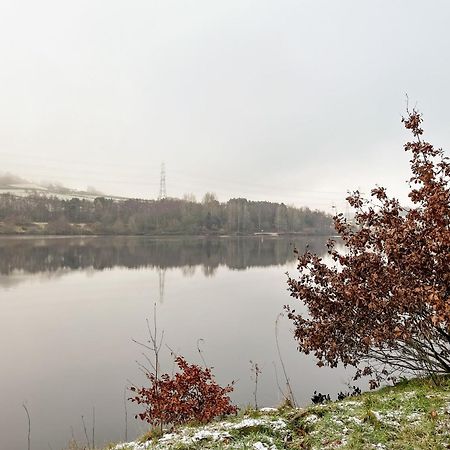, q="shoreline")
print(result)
[0,232,336,239]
